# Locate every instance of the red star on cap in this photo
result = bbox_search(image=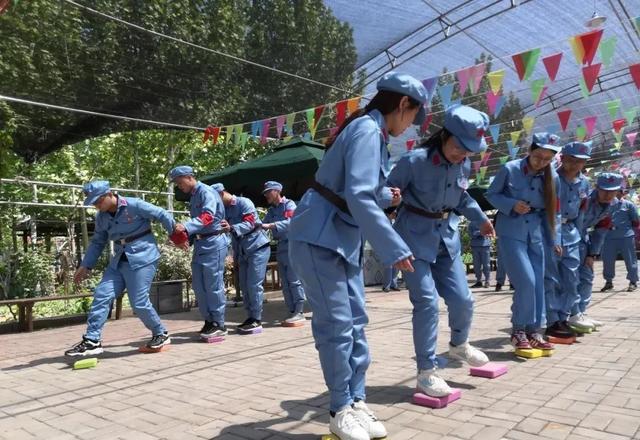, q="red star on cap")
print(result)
[608,176,614,182]
[579,146,586,153]
[549,137,556,145]
[476,128,485,138]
